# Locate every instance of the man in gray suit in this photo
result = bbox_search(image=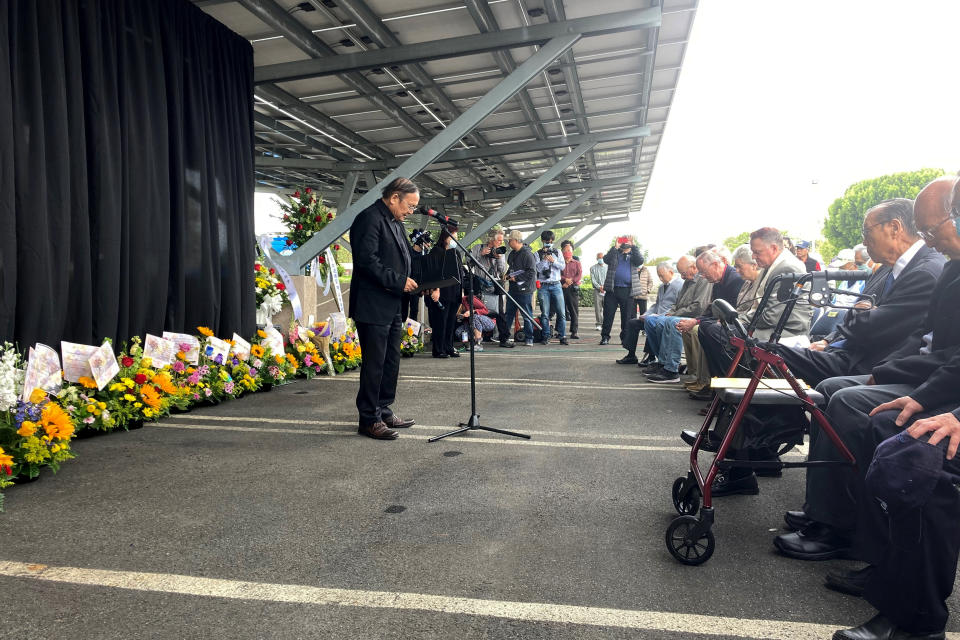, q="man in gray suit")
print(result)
[616,261,682,365]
